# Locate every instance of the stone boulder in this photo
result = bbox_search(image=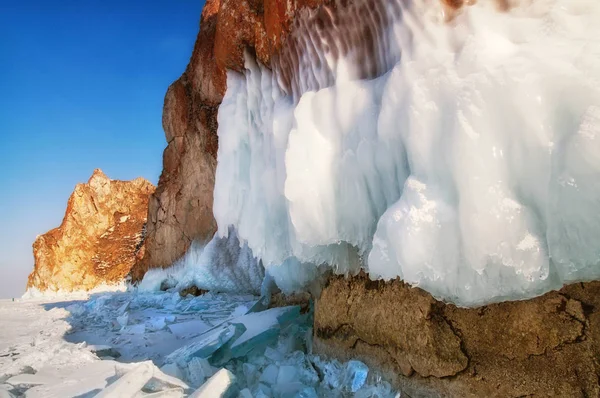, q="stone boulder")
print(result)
[26,169,155,292]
